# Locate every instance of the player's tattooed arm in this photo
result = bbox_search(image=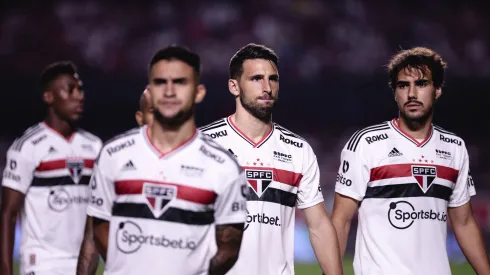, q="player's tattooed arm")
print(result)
[208,223,244,275]
[76,216,99,275]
